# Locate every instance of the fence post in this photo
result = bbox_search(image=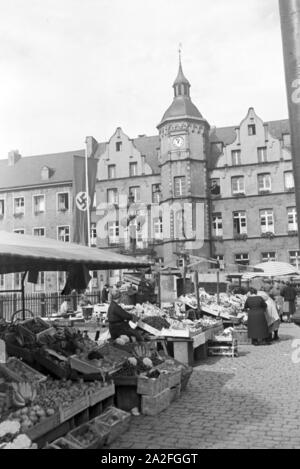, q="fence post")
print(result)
[71,290,77,311]
[40,292,46,317]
